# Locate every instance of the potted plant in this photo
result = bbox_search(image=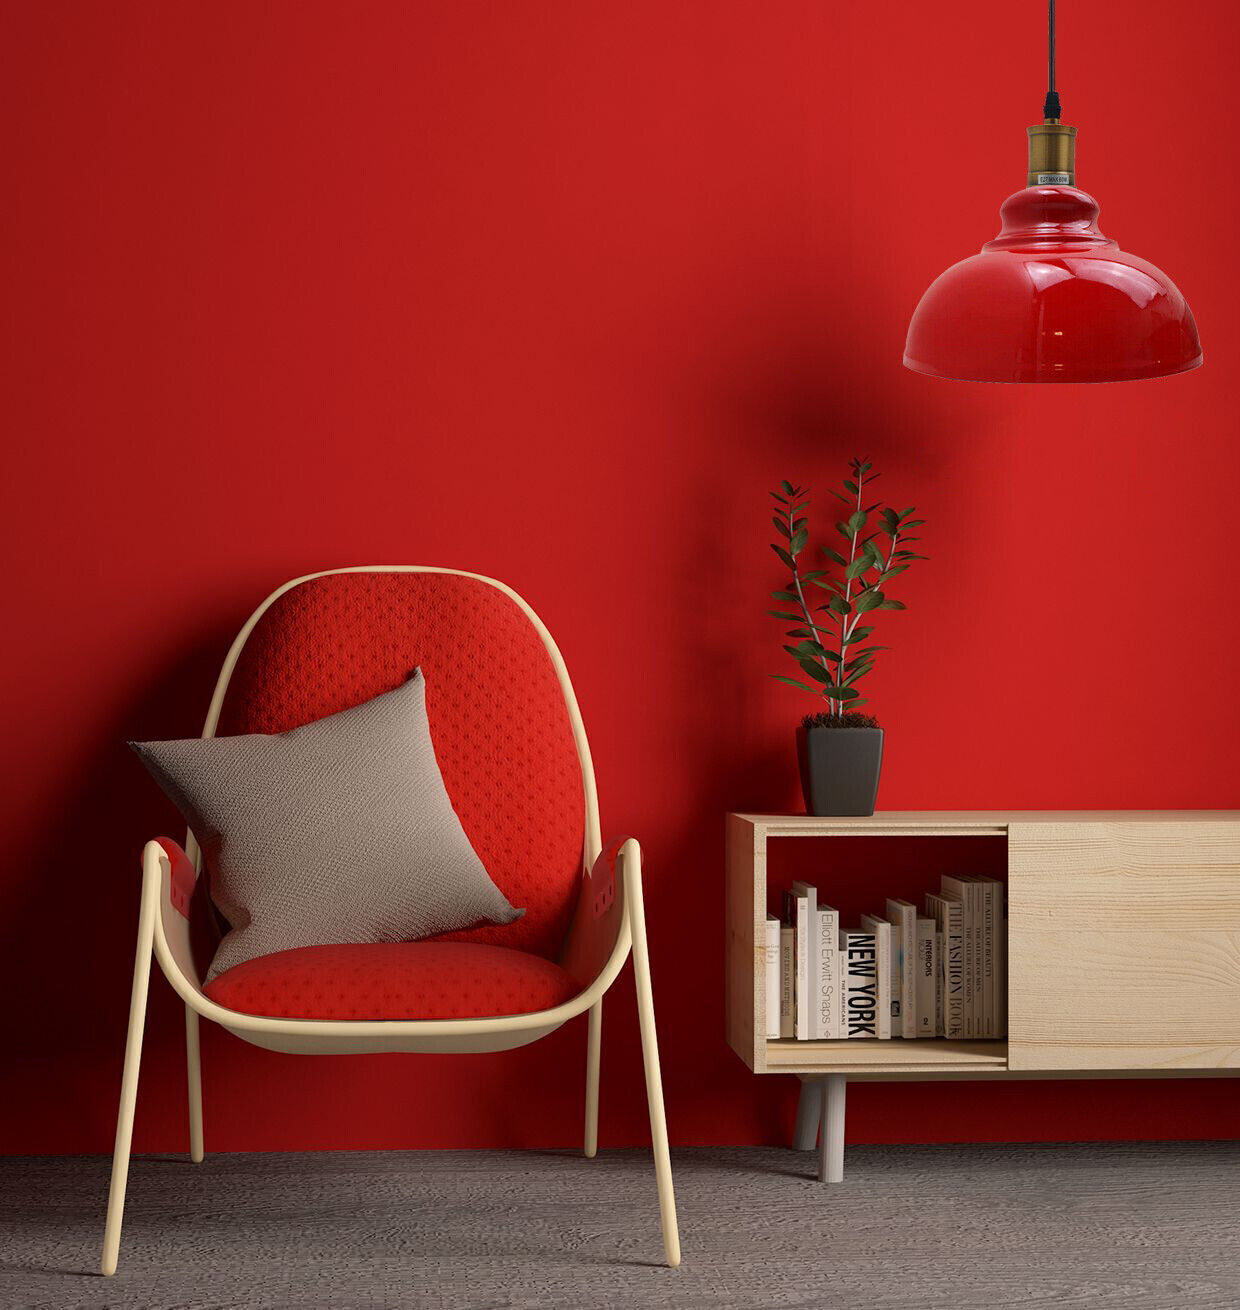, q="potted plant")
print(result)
[768,459,926,816]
